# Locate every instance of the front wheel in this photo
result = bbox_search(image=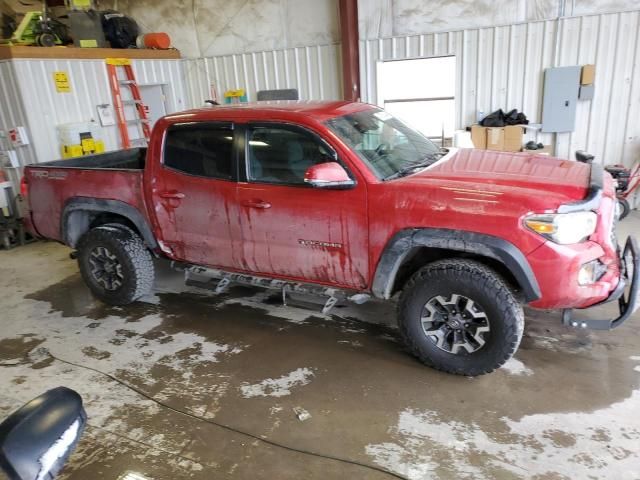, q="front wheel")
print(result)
[398,259,524,376]
[77,225,154,306]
